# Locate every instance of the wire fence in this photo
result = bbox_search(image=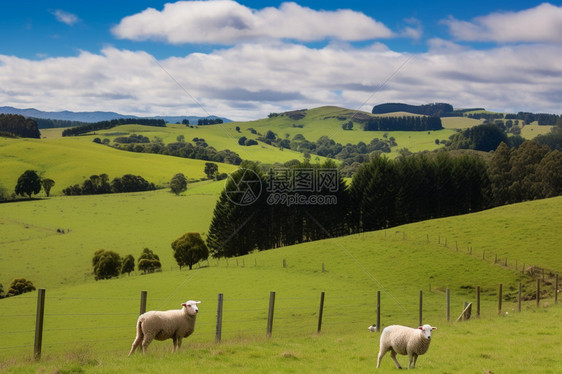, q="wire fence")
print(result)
[0,274,559,361]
